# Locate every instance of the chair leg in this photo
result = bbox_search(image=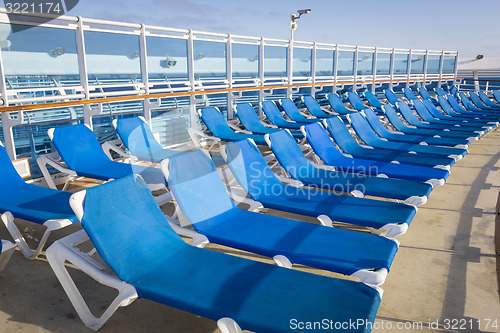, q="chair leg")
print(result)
[217,317,242,333]
[0,240,16,271]
[46,230,138,331]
